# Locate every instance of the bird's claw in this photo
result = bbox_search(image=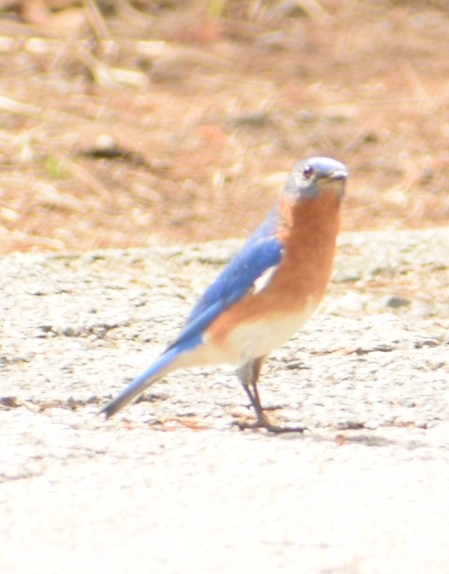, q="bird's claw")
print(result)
[235,416,307,434]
